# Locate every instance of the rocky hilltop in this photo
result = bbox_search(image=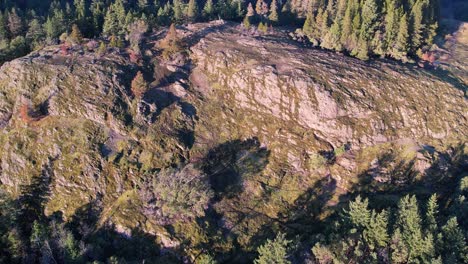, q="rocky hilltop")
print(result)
[0,21,467,261]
